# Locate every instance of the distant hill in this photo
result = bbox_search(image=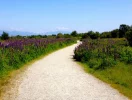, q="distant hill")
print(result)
[45,31,71,35]
[0,30,37,36]
[0,30,71,36]
[0,30,36,36]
